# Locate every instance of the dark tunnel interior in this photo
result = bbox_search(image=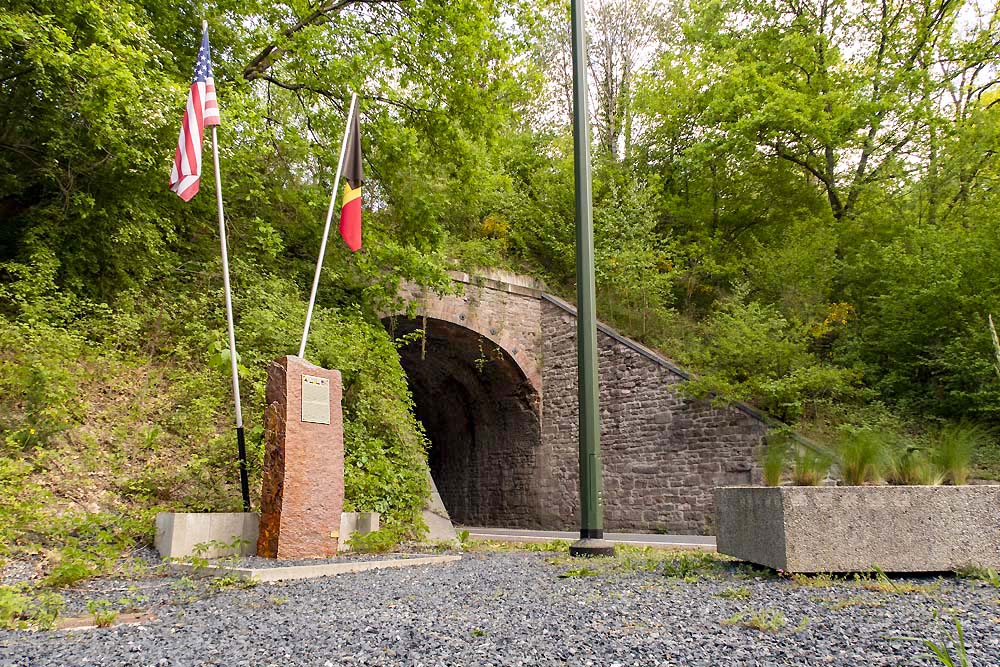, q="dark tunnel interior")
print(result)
[383,316,544,528]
